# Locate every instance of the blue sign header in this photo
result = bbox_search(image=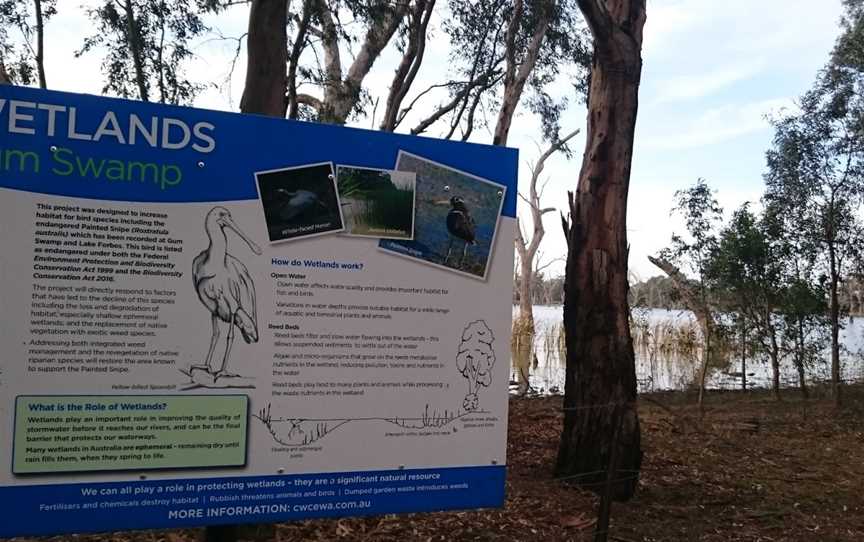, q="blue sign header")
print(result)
[0,86,518,216]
